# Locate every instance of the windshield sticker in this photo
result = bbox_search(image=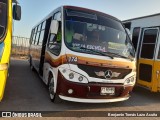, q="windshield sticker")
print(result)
[108,42,125,50]
[72,43,106,52]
